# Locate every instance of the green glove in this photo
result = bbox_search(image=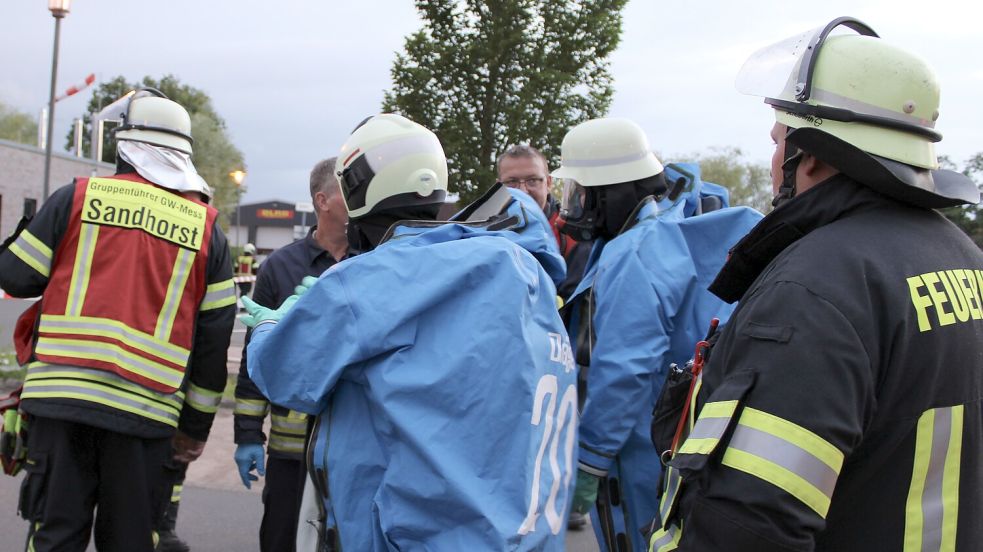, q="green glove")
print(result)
[238,276,319,328]
[572,469,601,514]
[239,294,300,328]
